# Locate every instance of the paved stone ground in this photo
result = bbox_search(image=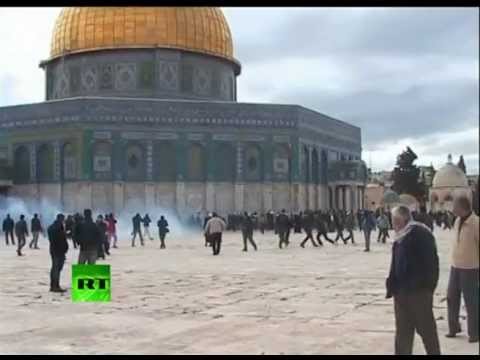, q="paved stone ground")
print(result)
[0,227,478,355]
